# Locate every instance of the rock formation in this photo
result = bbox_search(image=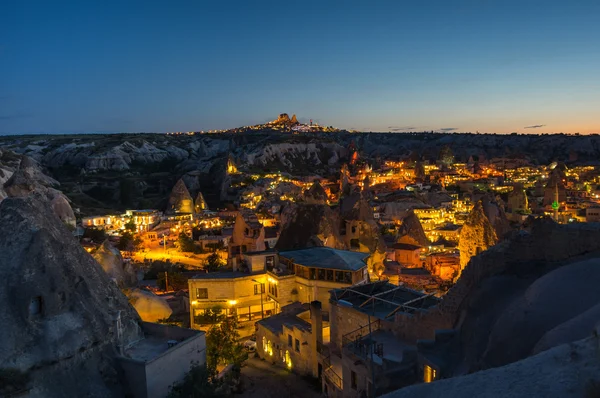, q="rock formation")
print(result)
[0,194,142,397]
[303,181,328,204]
[125,288,173,323]
[382,335,600,398]
[458,201,497,270]
[507,184,529,213]
[480,194,511,238]
[167,178,193,214]
[194,191,208,213]
[93,240,136,287]
[276,203,343,250]
[290,114,299,125]
[397,210,429,247]
[3,155,76,227]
